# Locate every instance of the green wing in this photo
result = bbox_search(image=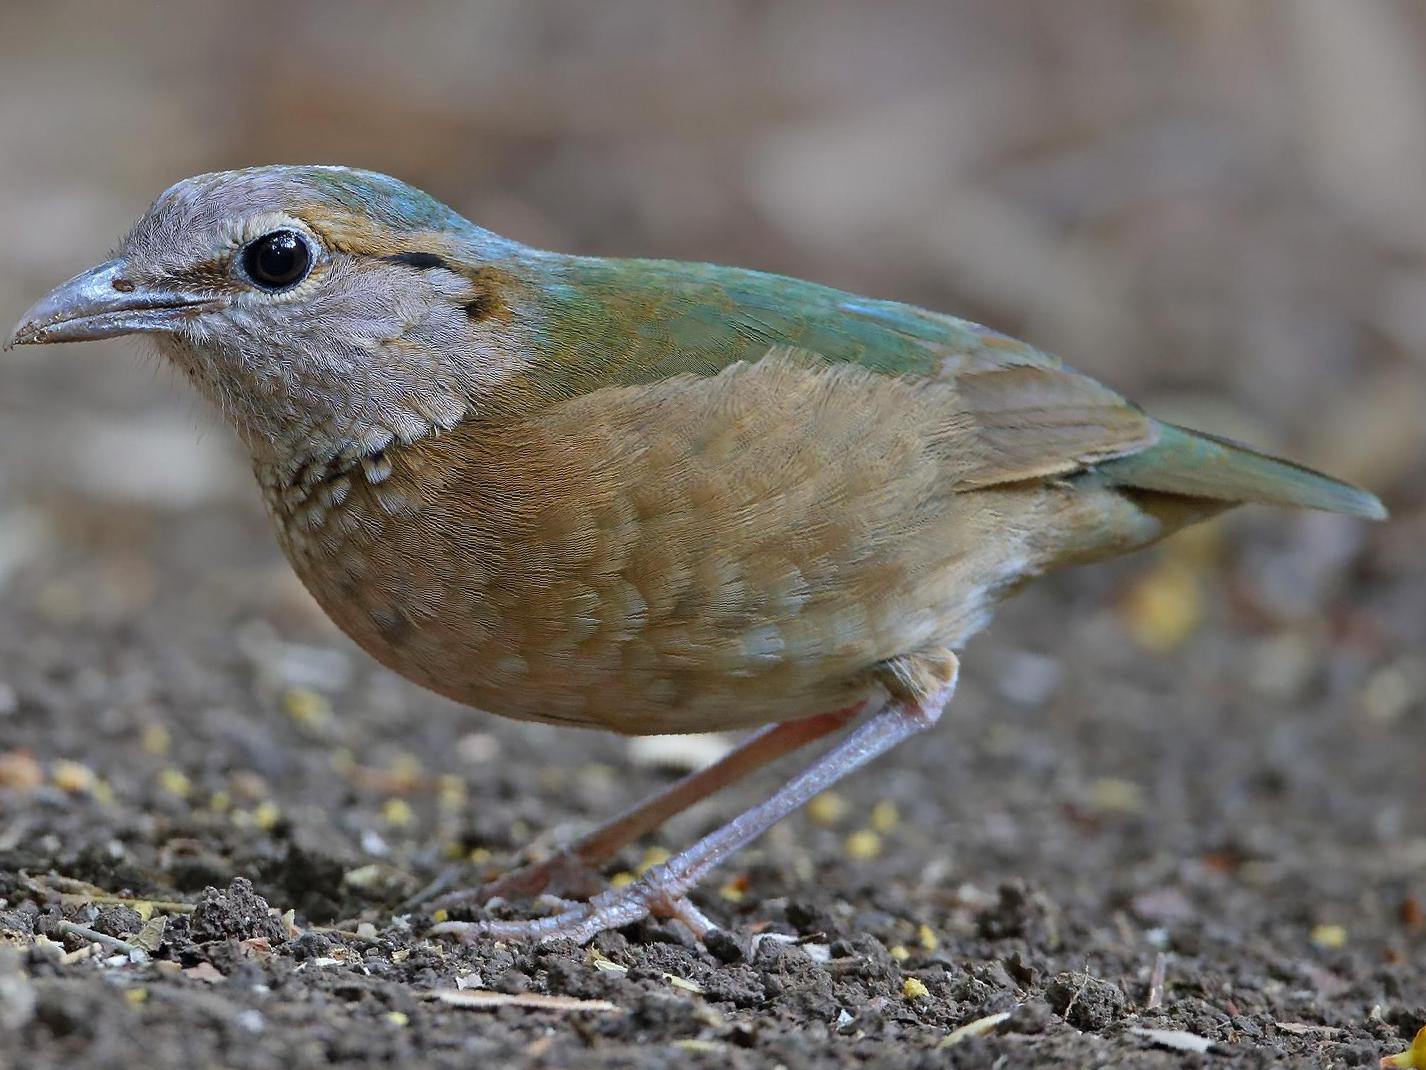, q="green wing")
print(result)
[535,256,1063,384]
[521,255,1382,517]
